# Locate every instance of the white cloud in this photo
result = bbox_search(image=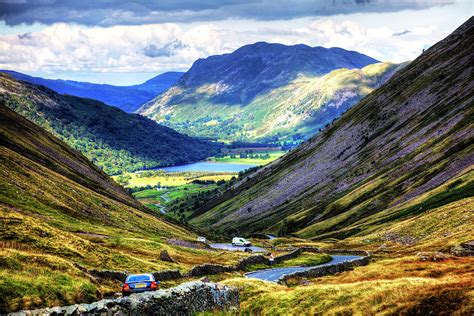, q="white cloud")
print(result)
[0,22,232,74]
[0,4,468,83]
